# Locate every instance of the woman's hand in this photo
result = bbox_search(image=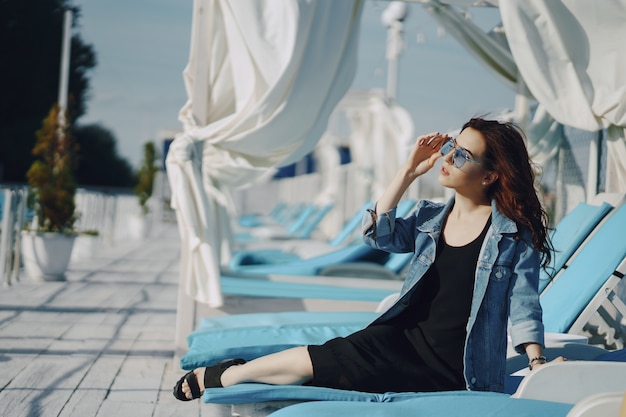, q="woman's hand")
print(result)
[530,356,567,371]
[403,133,447,179]
[374,132,447,213]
